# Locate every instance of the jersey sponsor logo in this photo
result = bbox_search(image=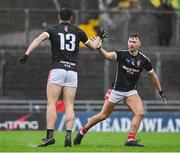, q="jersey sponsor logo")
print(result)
[60,60,76,68]
[122,65,139,75]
